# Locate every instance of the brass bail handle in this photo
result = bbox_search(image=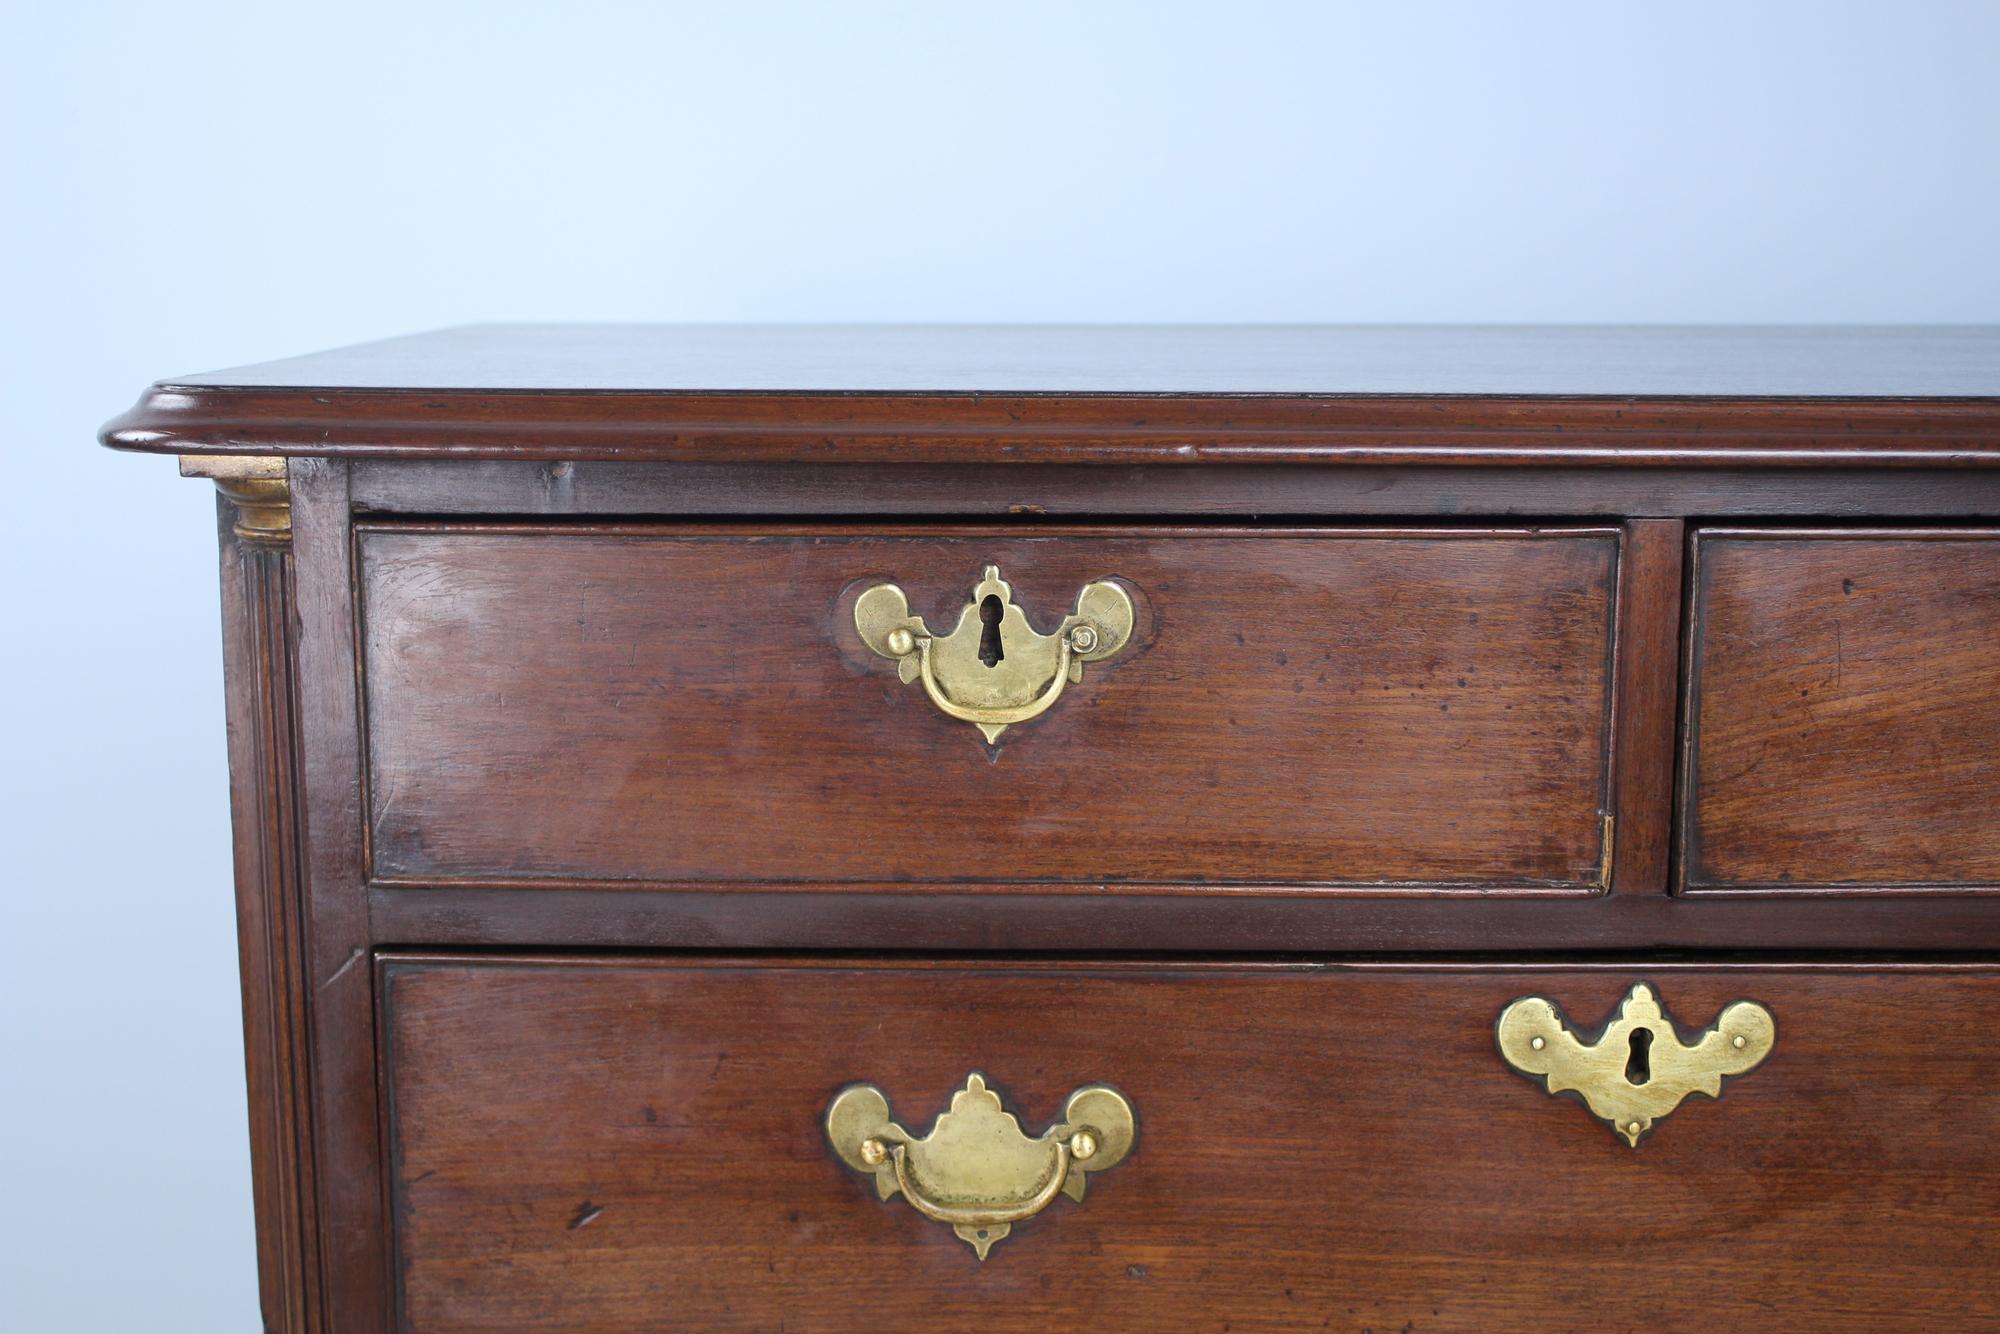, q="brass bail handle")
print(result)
[852,565,1135,742]
[825,1073,1136,1260]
